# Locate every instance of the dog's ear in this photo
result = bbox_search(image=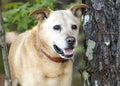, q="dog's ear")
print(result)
[70,4,89,17]
[30,8,51,20]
